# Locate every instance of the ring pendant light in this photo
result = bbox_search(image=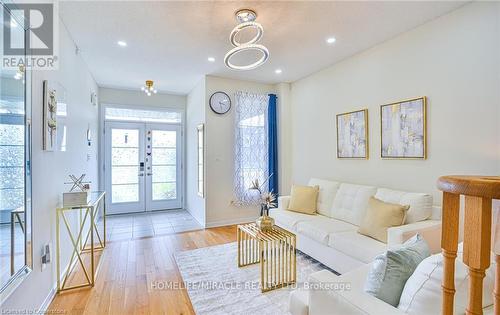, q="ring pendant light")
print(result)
[224,9,269,71]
